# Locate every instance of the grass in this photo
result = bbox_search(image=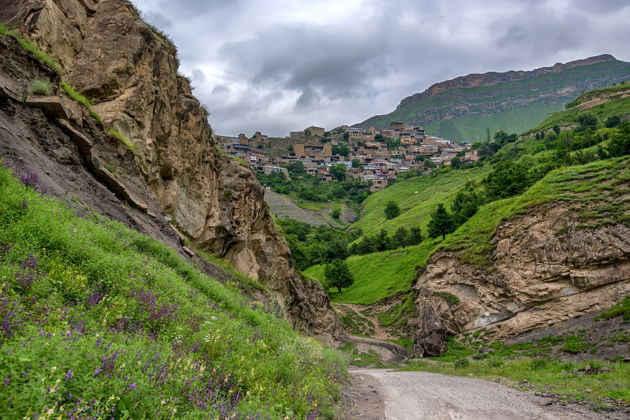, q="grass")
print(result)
[60,82,102,122]
[0,23,59,70]
[0,162,347,418]
[350,165,490,239]
[304,239,439,305]
[29,79,53,96]
[376,293,416,327]
[338,343,385,368]
[530,92,630,132]
[439,156,630,267]
[596,296,630,321]
[107,129,138,155]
